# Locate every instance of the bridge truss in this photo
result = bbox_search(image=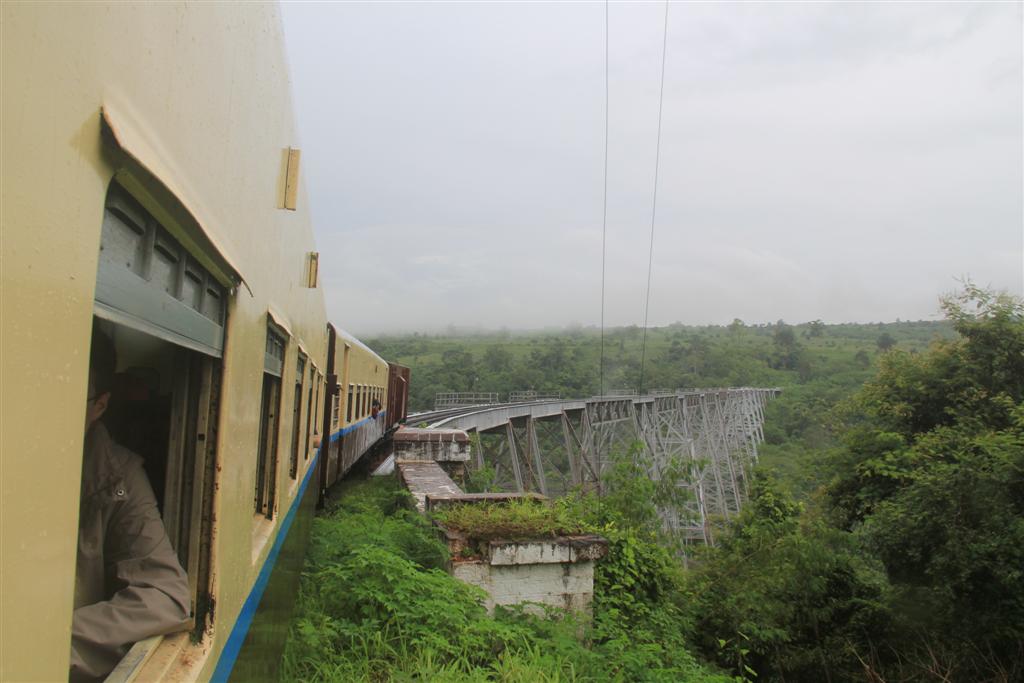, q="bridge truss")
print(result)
[426,388,778,545]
